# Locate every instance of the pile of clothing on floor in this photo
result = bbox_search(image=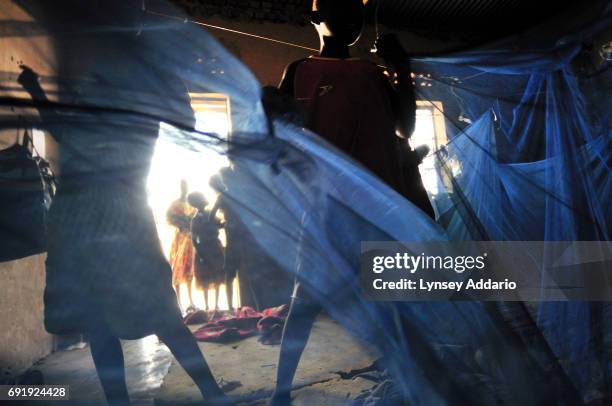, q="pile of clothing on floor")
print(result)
[183,304,289,344]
